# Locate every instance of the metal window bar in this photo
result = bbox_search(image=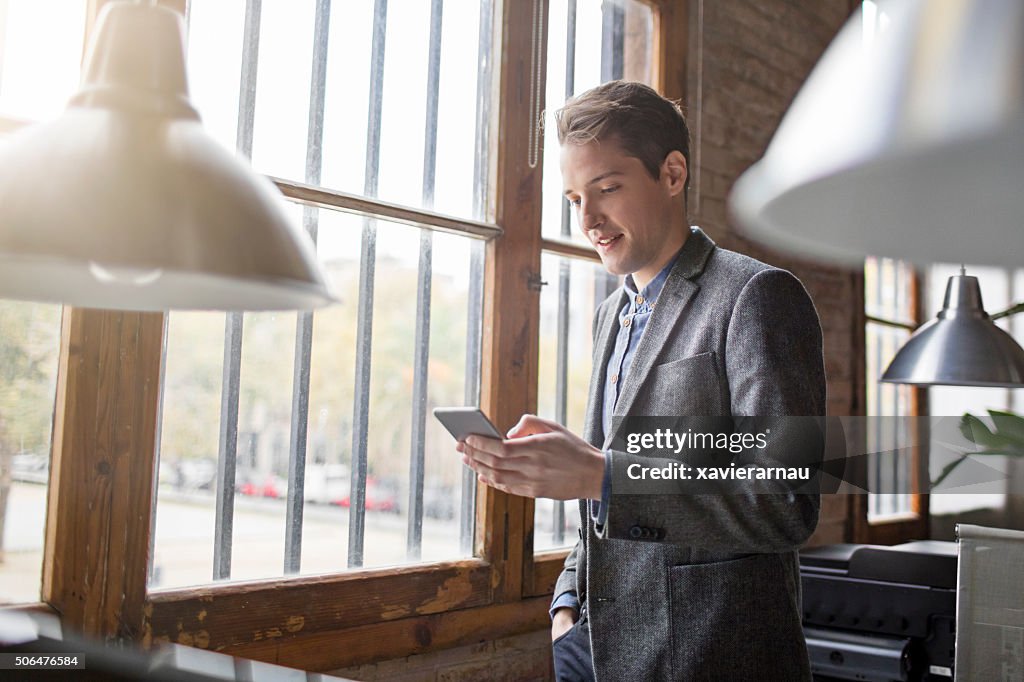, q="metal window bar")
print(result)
[407,0,444,560]
[349,0,388,569]
[600,0,624,83]
[460,0,492,555]
[592,0,625,305]
[284,0,331,576]
[552,0,577,548]
[213,0,262,581]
